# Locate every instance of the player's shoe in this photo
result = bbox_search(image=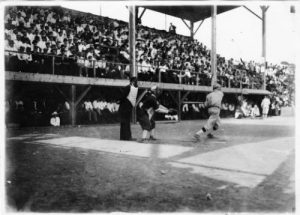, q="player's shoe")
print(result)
[207,133,215,139]
[137,138,148,143]
[193,133,204,143]
[149,135,157,141]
